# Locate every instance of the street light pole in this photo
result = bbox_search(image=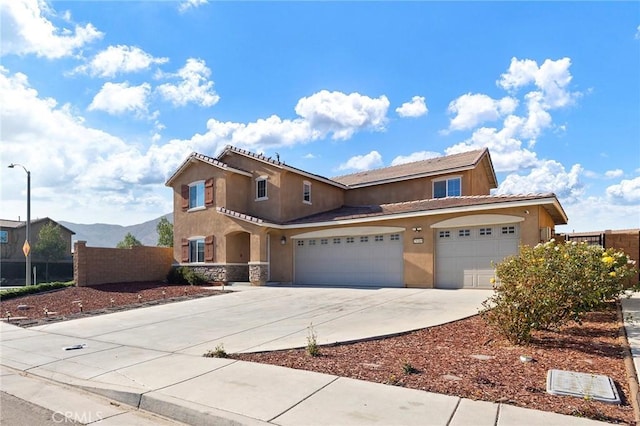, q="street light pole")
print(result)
[8,163,32,286]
